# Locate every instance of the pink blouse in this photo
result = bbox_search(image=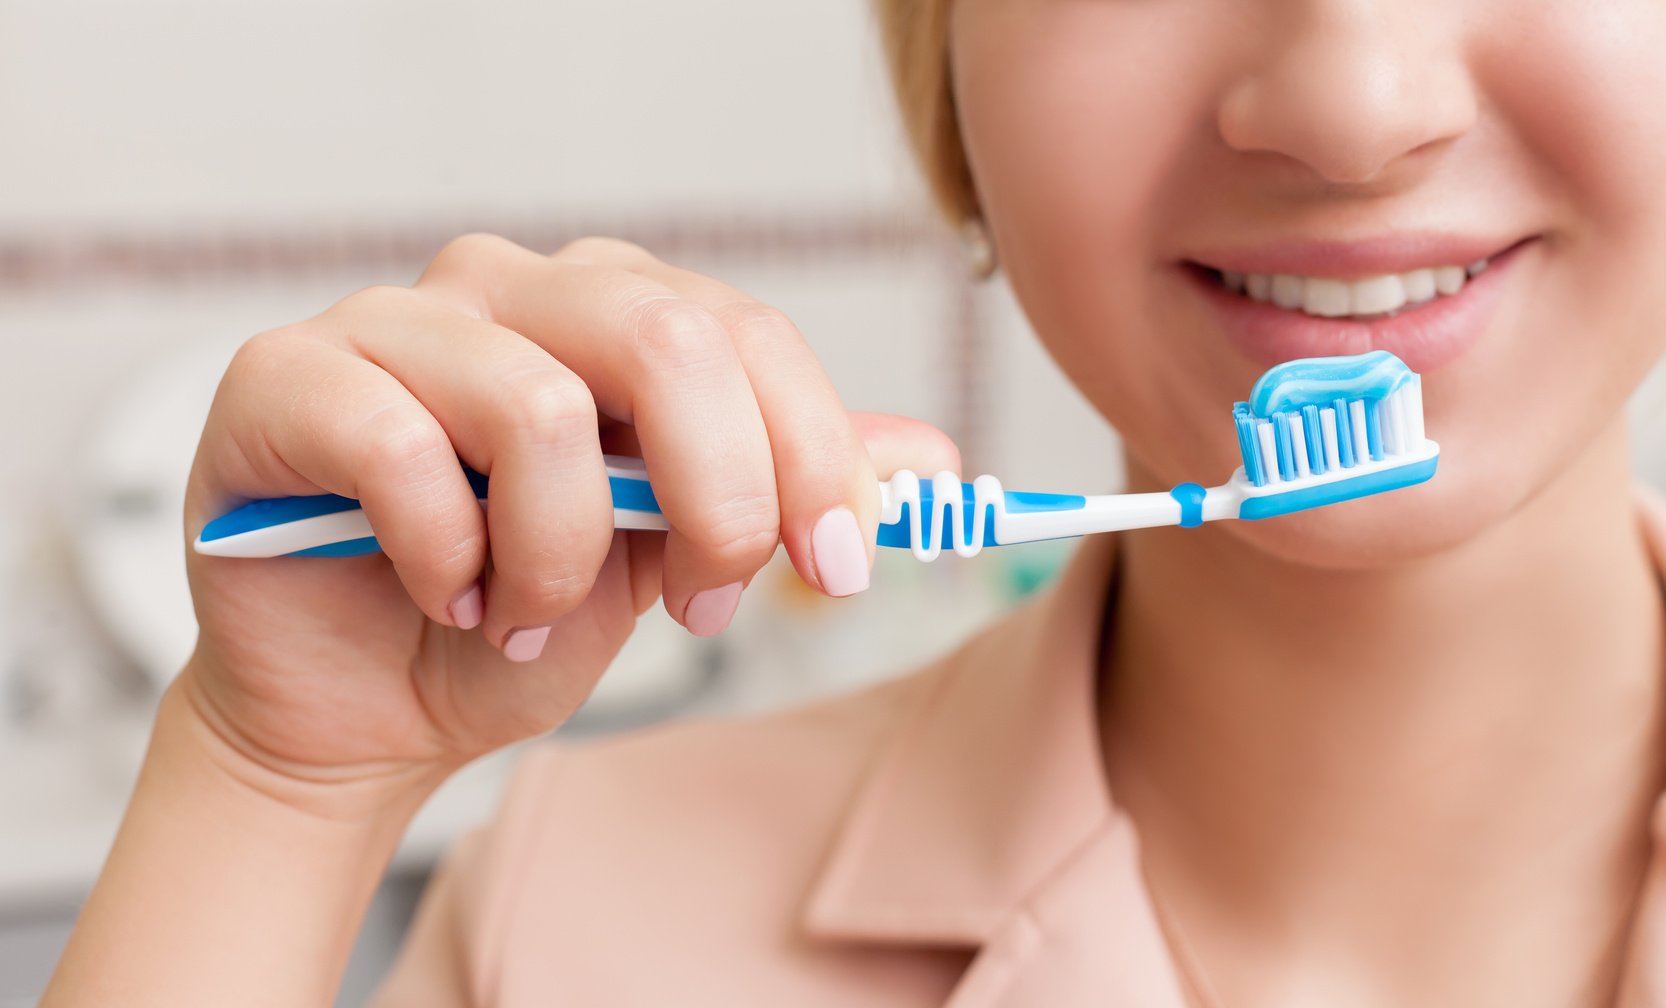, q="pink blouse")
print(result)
[370,494,1666,1007]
